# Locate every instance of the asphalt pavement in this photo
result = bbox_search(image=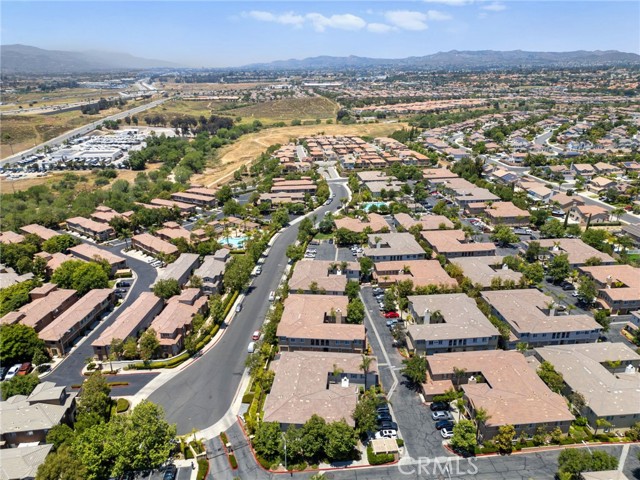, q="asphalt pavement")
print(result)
[148,181,350,434]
